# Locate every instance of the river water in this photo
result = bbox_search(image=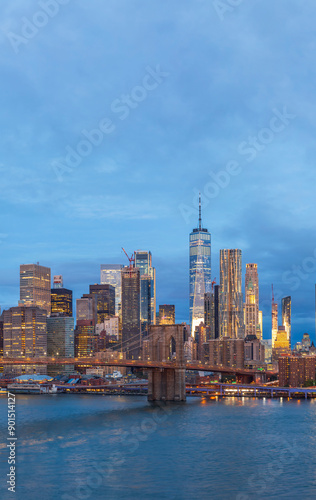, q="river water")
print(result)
[0,394,316,500]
